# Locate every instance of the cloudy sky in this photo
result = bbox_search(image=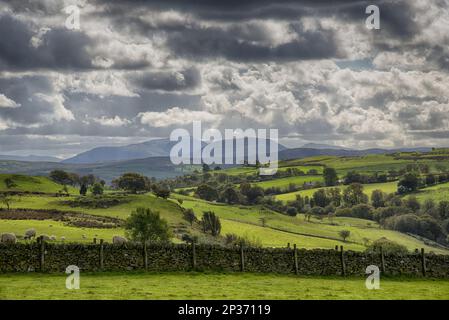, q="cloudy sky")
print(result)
[0,0,448,159]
